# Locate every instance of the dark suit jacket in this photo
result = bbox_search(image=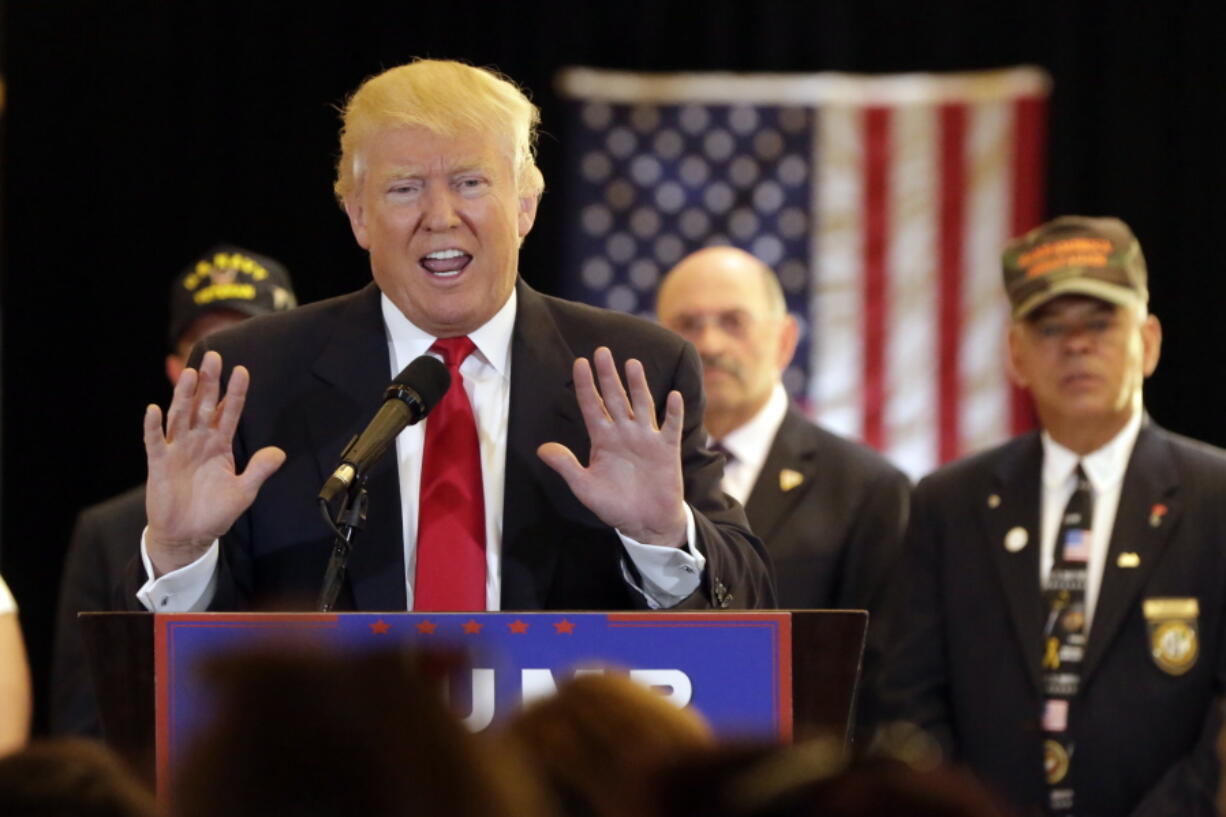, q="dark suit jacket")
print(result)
[745,407,909,740]
[745,406,909,611]
[132,279,773,611]
[878,423,1226,817]
[52,484,147,735]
